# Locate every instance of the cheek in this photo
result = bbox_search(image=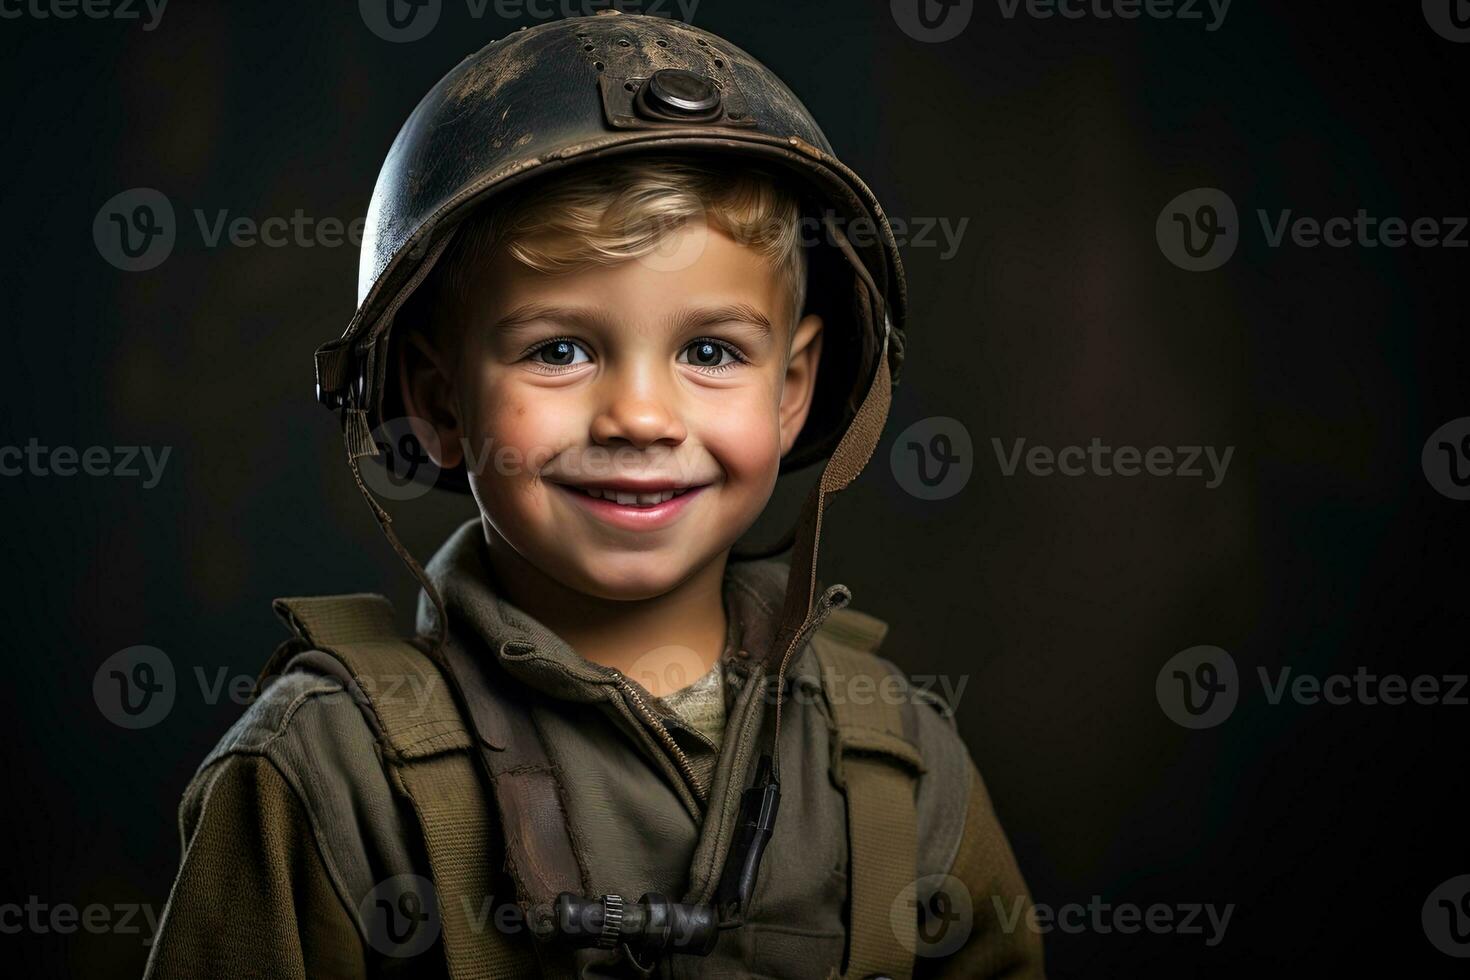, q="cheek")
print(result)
[695,386,783,487]
[465,376,581,470]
